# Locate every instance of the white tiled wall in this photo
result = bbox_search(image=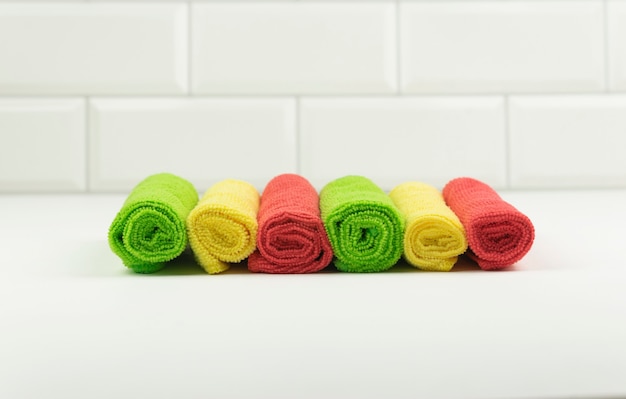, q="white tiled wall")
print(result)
[509,95,626,188]
[192,3,396,94]
[90,98,296,191]
[400,1,605,93]
[1,0,625,193]
[301,97,506,190]
[0,4,187,95]
[0,98,85,191]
